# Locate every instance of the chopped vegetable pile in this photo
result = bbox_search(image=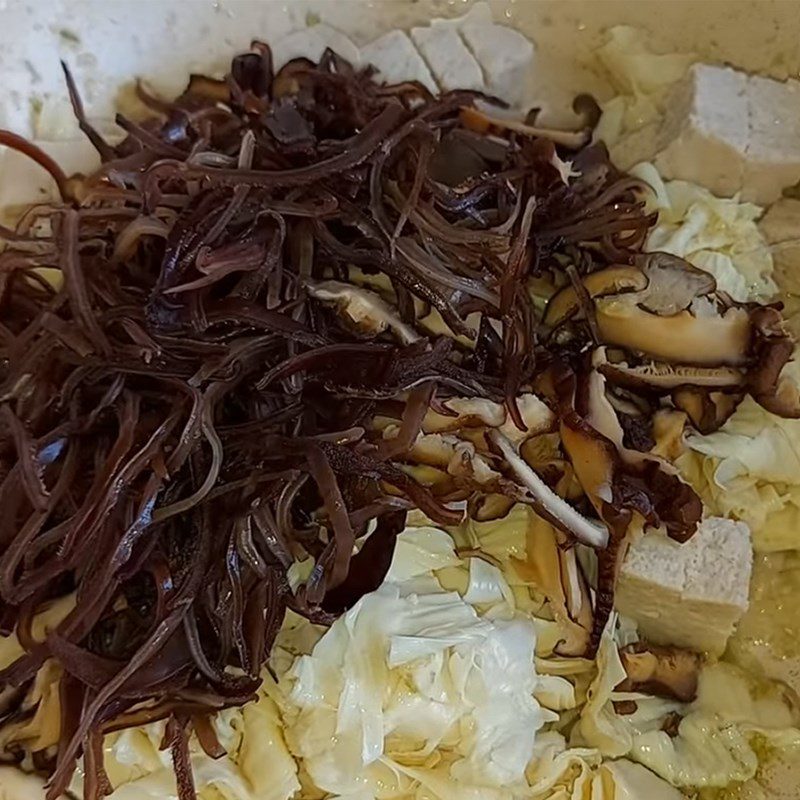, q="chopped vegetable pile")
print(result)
[0,43,796,800]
